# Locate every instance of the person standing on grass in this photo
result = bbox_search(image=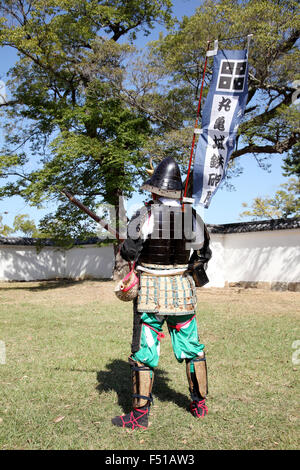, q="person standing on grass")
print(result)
[112,156,212,430]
